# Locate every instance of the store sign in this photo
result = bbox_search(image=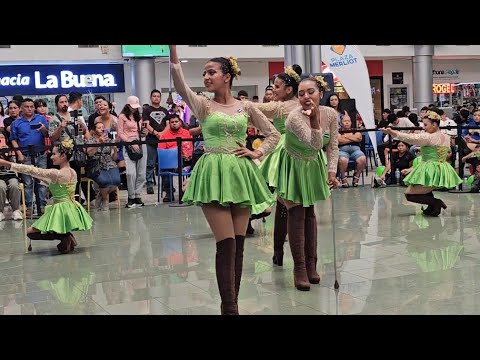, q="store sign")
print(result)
[432,69,460,81]
[0,64,125,96]
[432,83,455,94]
